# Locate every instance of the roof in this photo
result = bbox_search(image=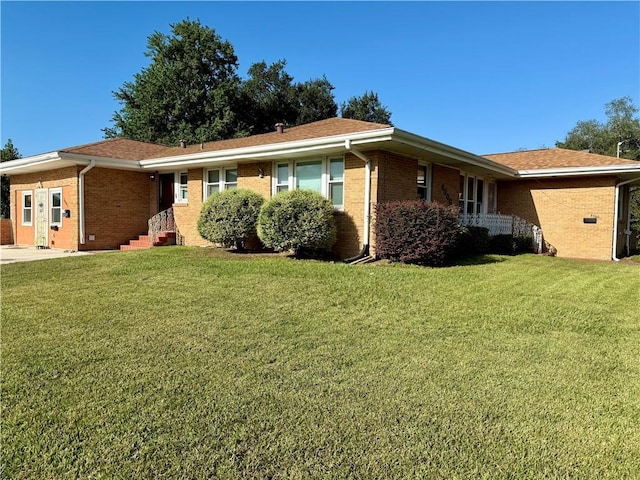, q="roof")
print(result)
[484,148,639,170]
[145,118,392,159]
[60,138,170,160]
